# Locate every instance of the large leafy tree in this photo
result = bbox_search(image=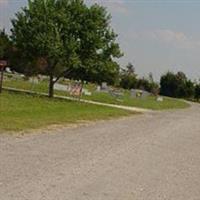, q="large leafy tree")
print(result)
[11,0,122,97]
[67,2,122,84]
